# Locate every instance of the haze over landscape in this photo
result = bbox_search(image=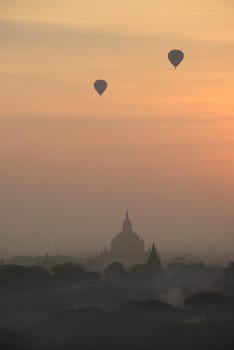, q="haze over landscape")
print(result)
[2,2,234,350]
[0,0,234,259]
